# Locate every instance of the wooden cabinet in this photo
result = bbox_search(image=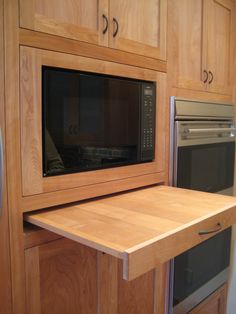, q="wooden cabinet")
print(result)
[206,0,233,95]
[20,46,167,211]
[20,0,108,47]
[19,0,166,60]
[108,0,166,59]
[189,284,227,314]
[24,235,169,314]
[168,0,233,95]
[0,0,12,312]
